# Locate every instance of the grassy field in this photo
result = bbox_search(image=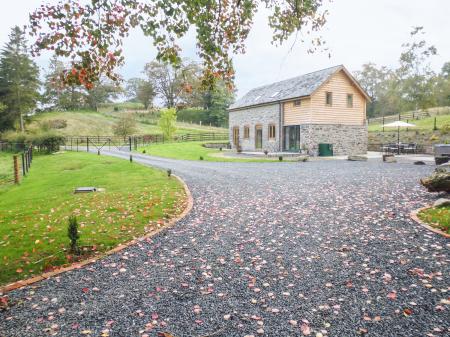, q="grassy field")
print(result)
[138,141,285,162]
[0,151,186,285]
[27,110,228,136]
[368,114,450,132]
[0,152,15,186]
[418,206,450,234]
